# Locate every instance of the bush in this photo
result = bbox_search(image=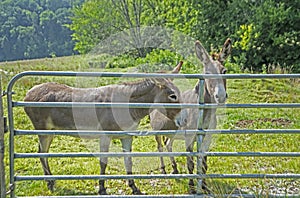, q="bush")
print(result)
[233,0,300,72]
